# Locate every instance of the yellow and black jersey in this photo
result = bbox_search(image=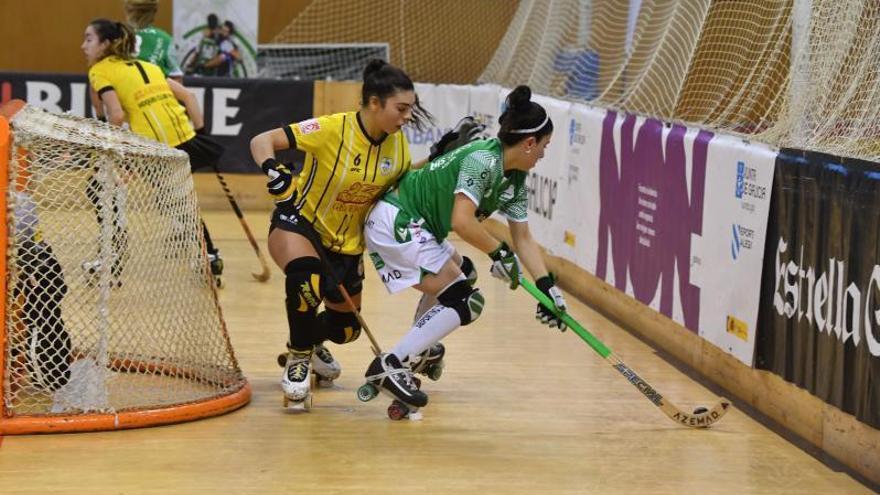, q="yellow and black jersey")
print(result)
[286,111,411,255]
[88,56,195,147]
